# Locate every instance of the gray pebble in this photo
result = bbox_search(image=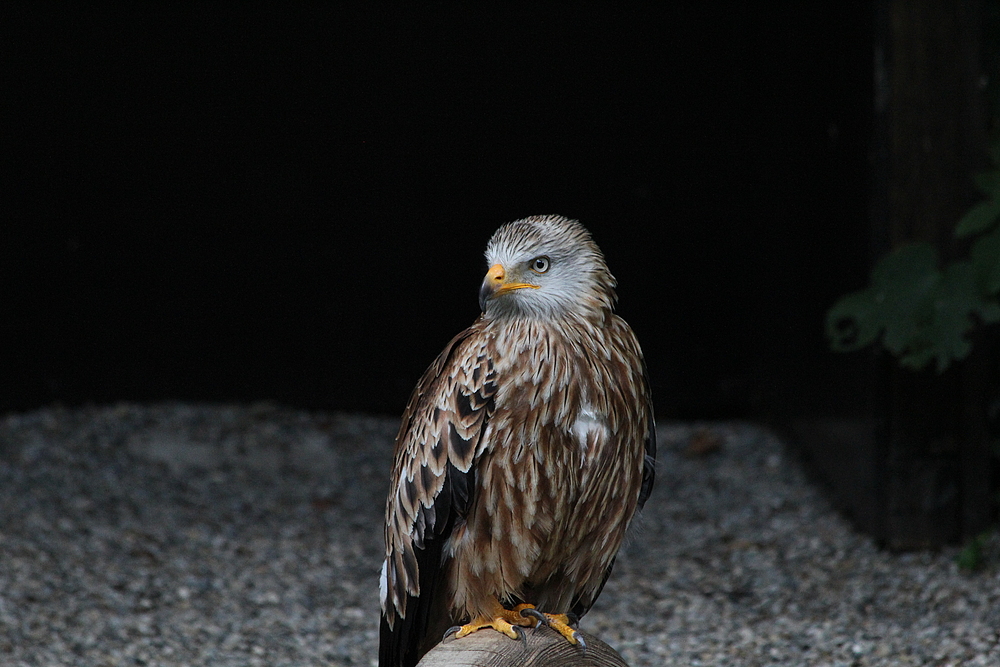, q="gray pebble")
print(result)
[0,406,997,665]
